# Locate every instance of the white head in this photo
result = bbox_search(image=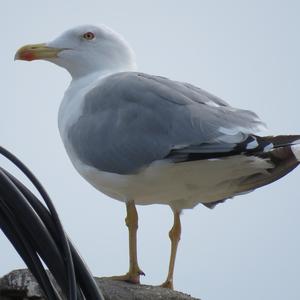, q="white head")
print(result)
[15,25,137,79]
